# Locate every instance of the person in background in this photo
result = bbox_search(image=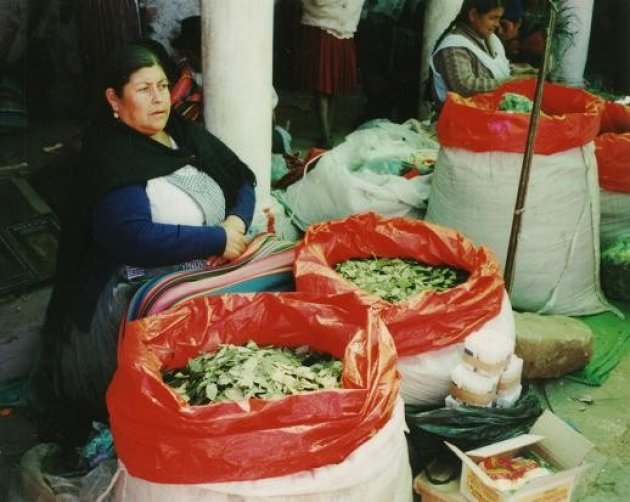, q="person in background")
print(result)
[430,0,510,103]
[356,0,424,123]
[498,0,540,76]
[510,0,546,68]
[299,0,366,149]
[499,0,524,59]
[170,15,204,122]
[35,43,256,444]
